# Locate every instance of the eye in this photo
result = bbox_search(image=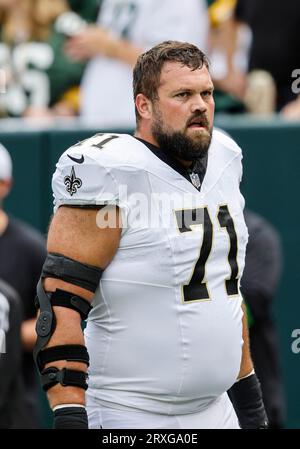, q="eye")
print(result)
[175,92,190,98]
[202,90,213,98]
